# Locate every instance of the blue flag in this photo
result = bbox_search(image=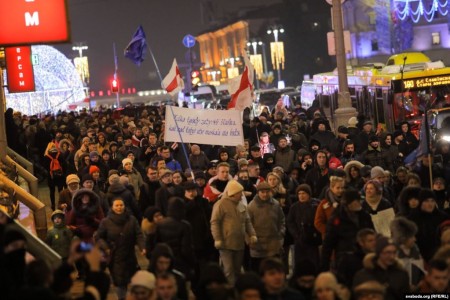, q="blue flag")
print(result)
[124,25,147,66]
